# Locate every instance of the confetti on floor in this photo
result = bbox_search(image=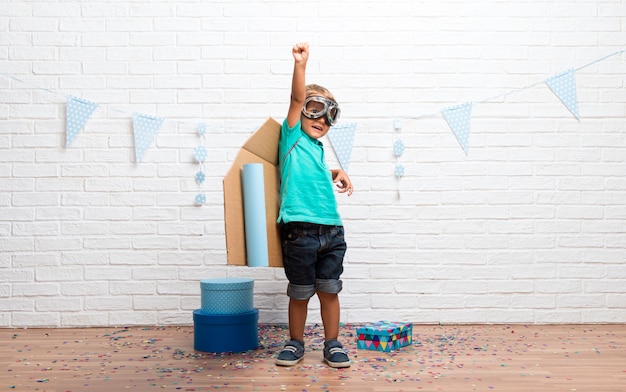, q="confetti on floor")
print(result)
[1,324,624,391]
